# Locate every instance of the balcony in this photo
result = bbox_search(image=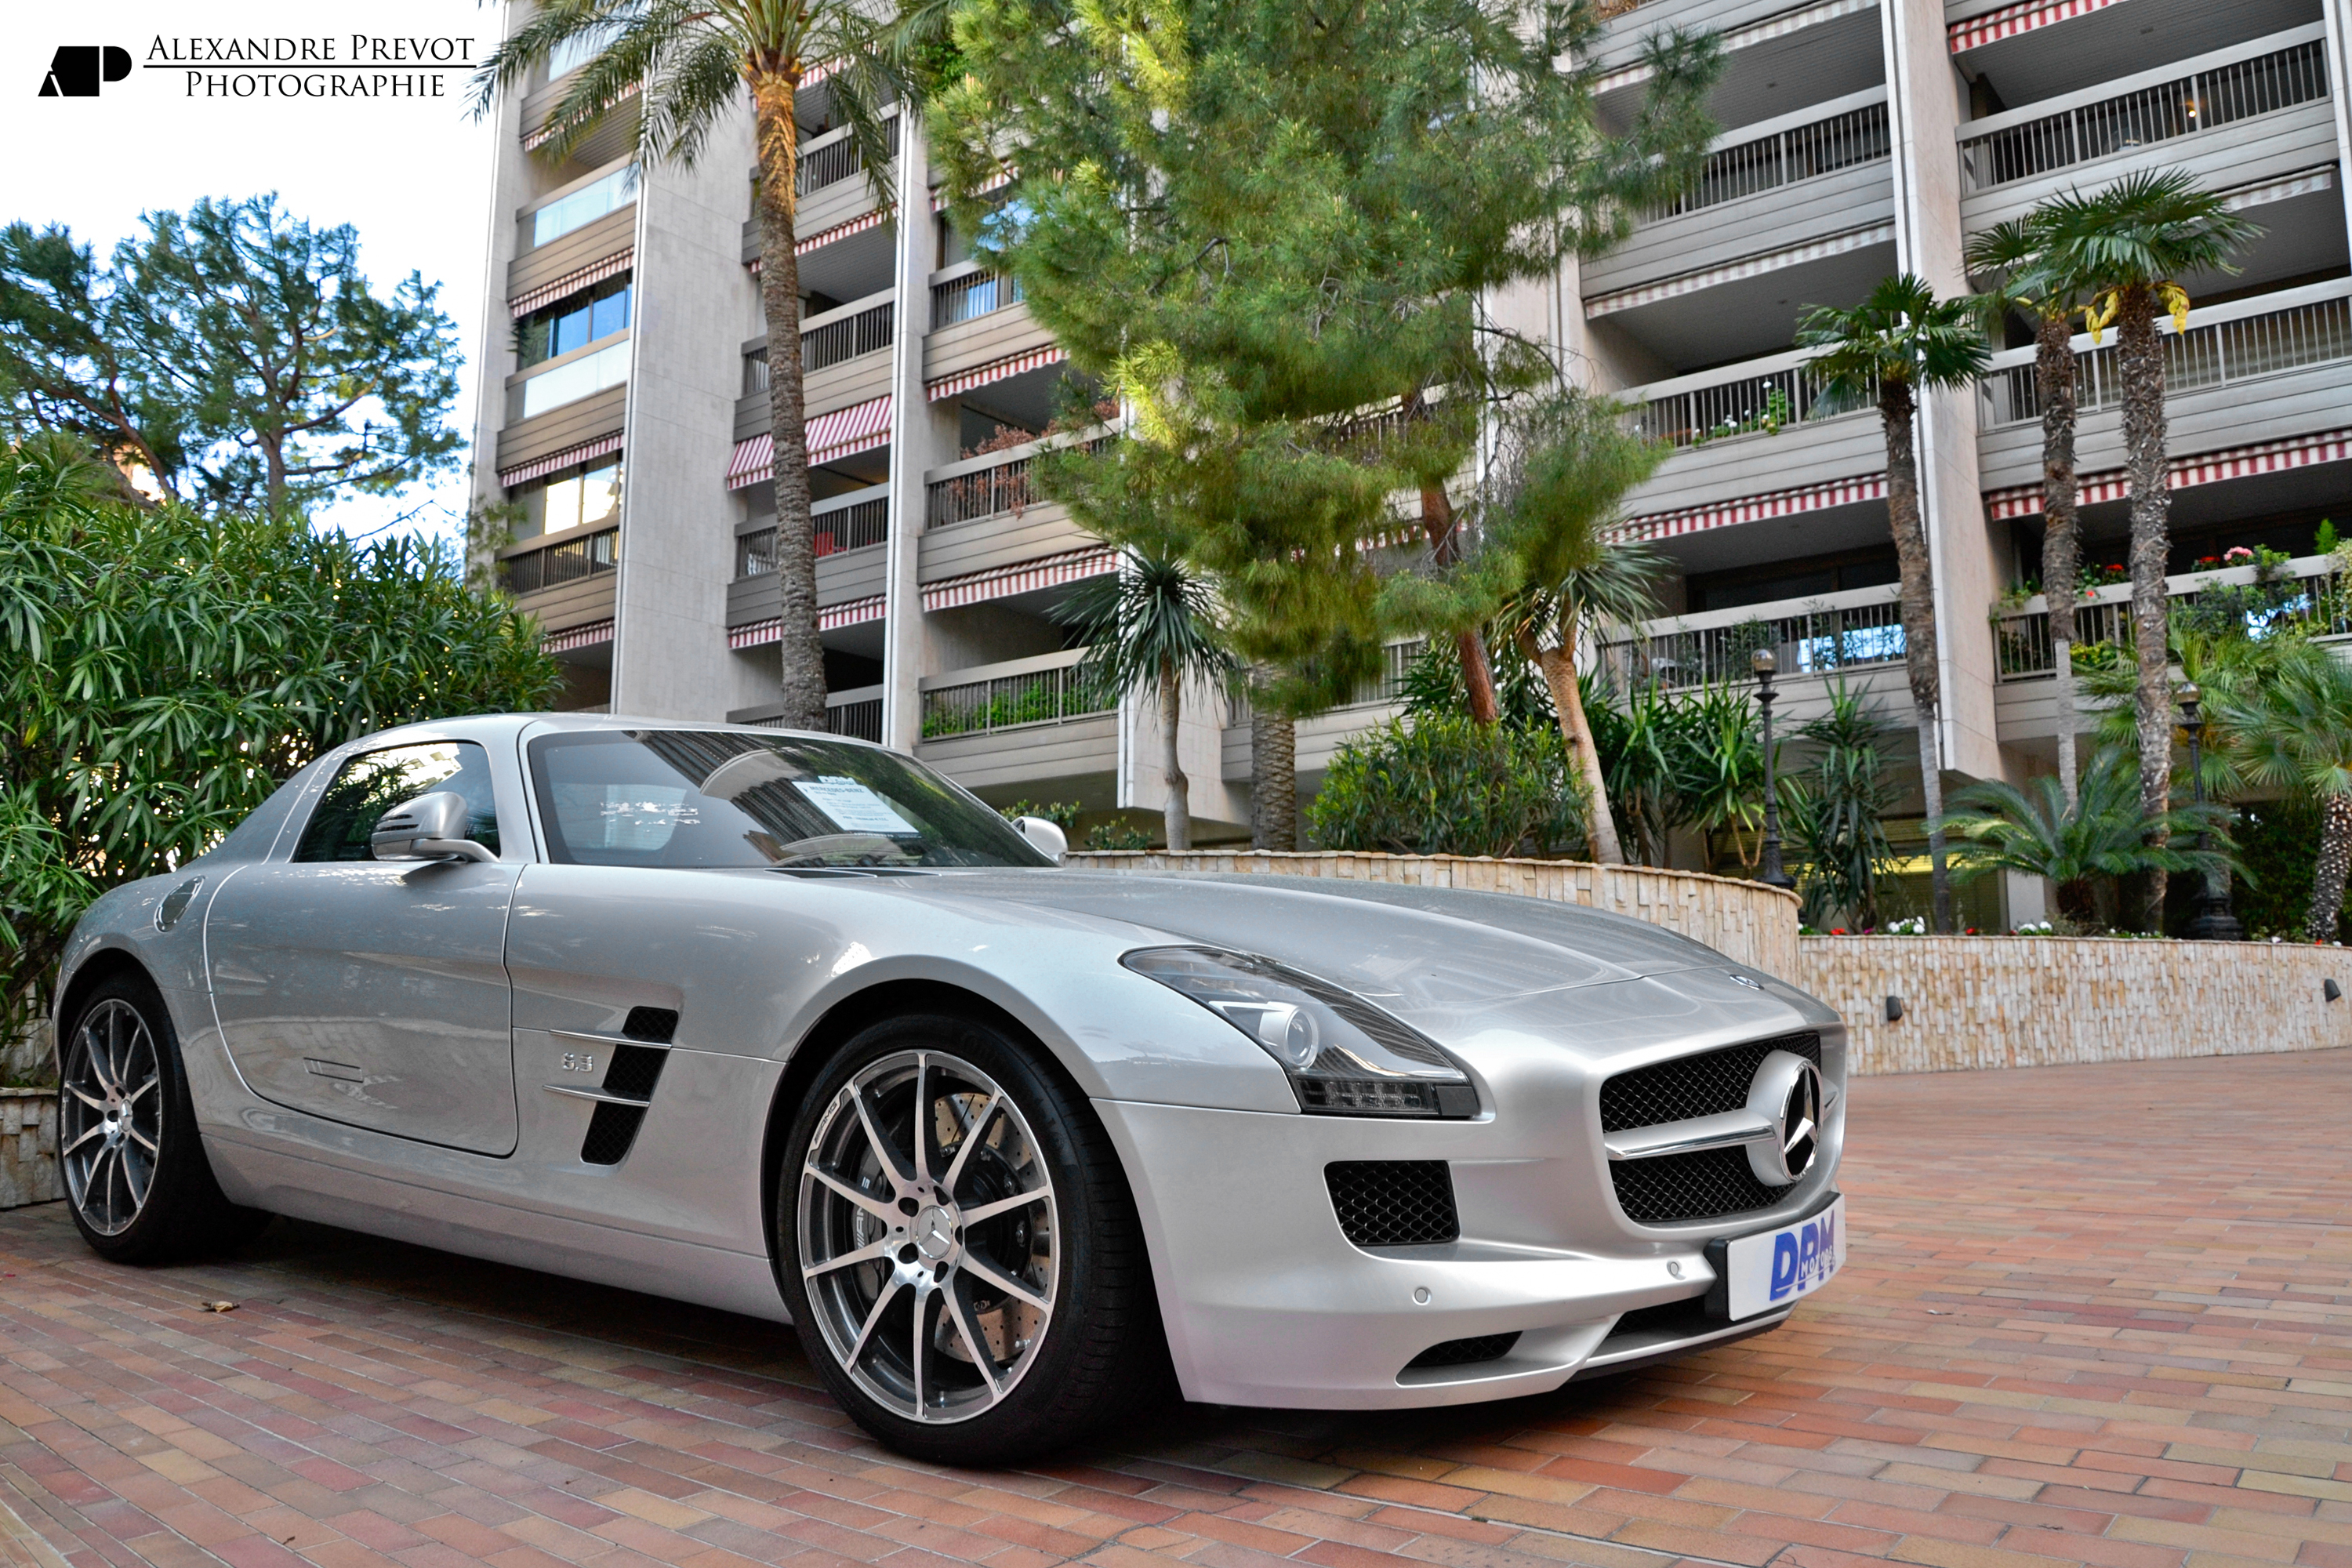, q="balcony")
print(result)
[924,263,1054,393]
[914,650,1120,793]
[507,335,630,423]
[496,524,619,645]
[1991,554,2345,744]
[728,686,886,740]
[796,114,899,243]
[1975,280,2352,493]
[919,435,1112,588]
[1958,27,2334,234]
[736,289,895,440]
[728,488,891,630]
[508,162,636,307]
[1584,91,1893,308]
[1613,348,1888,524]
[1599,583,1908,688]
[1219,641,1423,783]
